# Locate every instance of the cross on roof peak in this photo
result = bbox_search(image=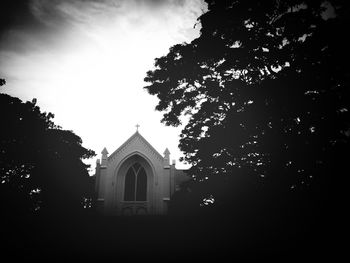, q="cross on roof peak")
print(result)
[136,124,140,132]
